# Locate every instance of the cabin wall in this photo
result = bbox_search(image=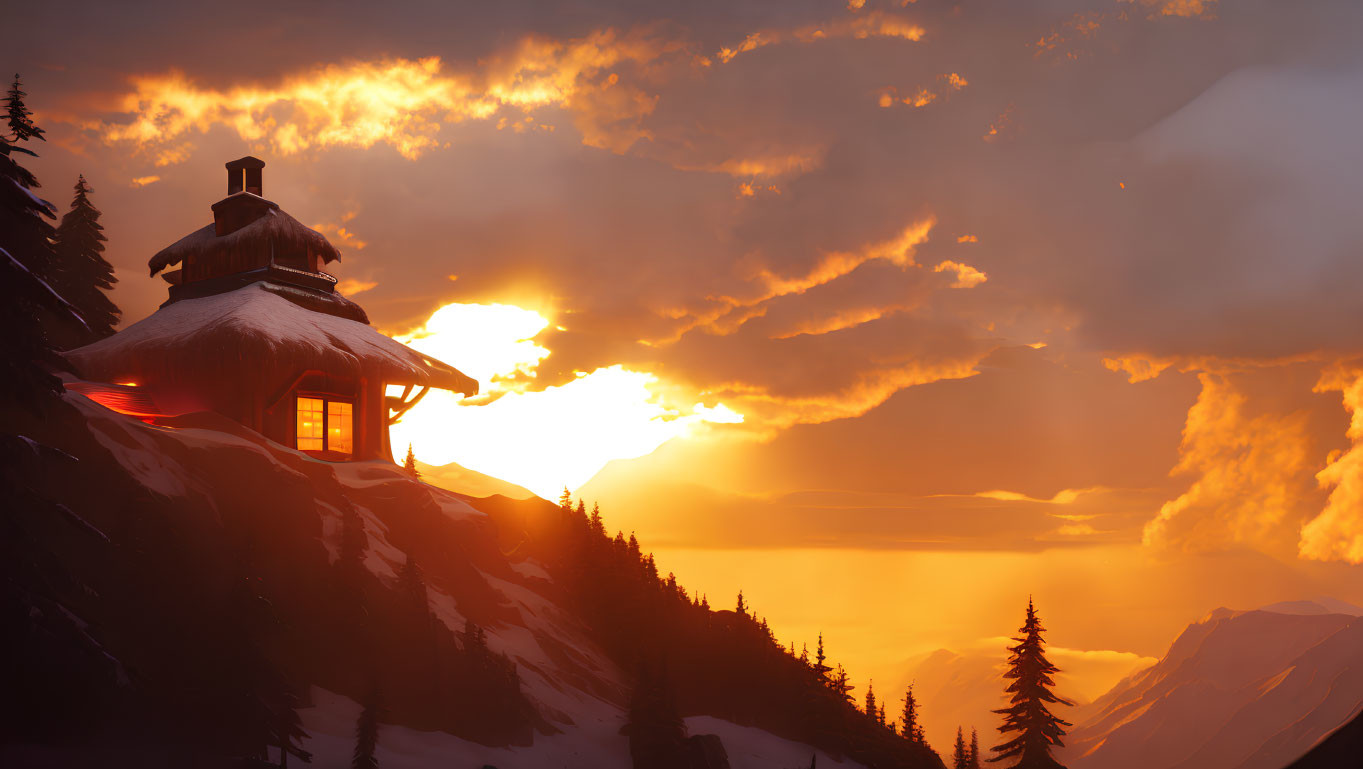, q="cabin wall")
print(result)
[257,370,389,461]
